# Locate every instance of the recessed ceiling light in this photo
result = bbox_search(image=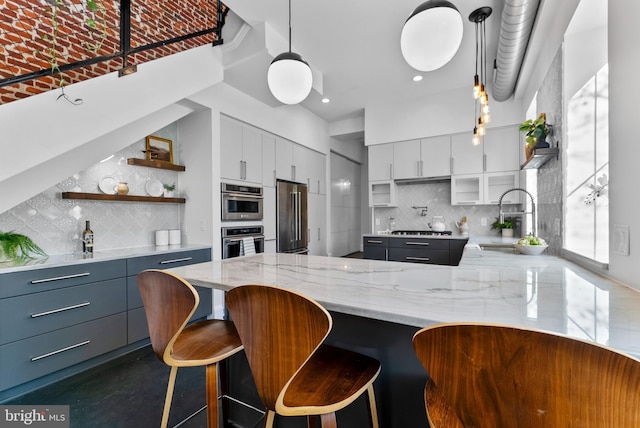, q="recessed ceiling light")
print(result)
[321,98,330,103]
[413,75,423,82]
